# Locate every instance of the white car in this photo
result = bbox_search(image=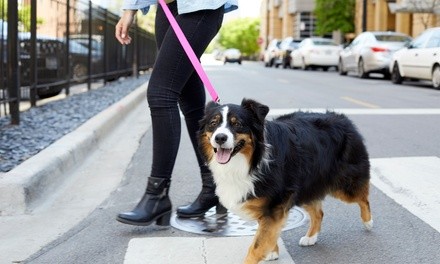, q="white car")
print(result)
[339,31,412,79]
[222,48,242,64]
[290,38,341,71]
[263,39,281,67]
[390,27,440,89]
